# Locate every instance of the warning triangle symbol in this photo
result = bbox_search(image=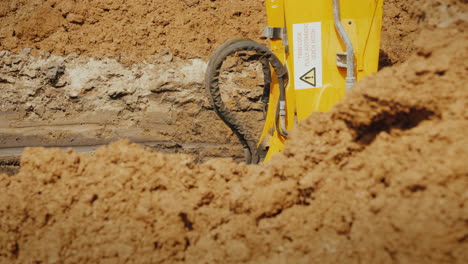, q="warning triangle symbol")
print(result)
[300,67,316,87]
